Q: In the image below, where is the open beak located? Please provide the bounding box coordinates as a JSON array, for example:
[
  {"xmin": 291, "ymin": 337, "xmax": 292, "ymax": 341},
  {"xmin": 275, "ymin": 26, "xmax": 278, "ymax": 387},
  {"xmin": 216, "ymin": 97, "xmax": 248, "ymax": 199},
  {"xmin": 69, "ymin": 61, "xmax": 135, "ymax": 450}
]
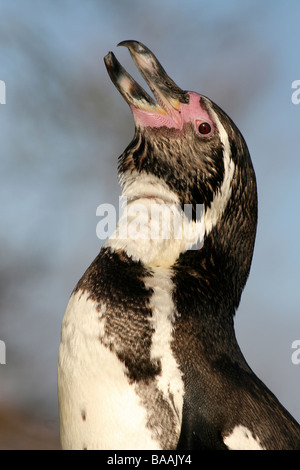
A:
[{"xmin": 104, "ymin": 40, "xmax": 189, "ymax": 125}]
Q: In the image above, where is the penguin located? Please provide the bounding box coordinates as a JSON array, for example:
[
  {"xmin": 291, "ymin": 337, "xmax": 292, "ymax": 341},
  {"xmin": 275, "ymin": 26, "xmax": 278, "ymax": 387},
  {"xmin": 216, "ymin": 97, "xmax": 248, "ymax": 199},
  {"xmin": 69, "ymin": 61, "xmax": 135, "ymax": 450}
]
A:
[{"xmin": 57, "ymin": 40, "xmax": 300, "ymax": 450}]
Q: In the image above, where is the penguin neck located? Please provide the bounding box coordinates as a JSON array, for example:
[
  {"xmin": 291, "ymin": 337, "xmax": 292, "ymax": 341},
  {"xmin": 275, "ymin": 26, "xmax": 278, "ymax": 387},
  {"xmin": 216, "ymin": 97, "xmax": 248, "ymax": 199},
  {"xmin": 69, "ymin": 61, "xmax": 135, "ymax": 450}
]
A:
[
  {"xmin": 105, "ymin": 172, "xmax": 205, "ymax": 268},
  {"xmin": 172, "ymin": 202, "xmax": 257, "ymax": 358},
  {"xmin": 174, "ymin": 152, "xmax": 258, "ymax": 325}
]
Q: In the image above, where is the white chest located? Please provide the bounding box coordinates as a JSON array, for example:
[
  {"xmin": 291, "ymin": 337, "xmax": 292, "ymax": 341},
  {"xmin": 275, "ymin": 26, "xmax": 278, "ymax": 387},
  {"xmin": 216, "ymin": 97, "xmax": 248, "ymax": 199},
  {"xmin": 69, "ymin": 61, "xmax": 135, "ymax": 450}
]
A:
[
  {"xmin": 58, "ymin": 274, "xmax": 184, "ymax": 450},
  {"xmin": 58, "ymin": 290, "xmax": 161, "ymax": 450}
]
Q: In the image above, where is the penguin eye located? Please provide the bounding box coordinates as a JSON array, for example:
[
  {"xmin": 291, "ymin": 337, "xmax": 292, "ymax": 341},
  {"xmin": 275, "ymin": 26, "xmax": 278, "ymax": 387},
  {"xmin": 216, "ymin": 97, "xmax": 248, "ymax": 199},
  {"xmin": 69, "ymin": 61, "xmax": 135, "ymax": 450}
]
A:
[{"xmin": 198, "ymin": 122, "xmax": 212, "ymax": 135}]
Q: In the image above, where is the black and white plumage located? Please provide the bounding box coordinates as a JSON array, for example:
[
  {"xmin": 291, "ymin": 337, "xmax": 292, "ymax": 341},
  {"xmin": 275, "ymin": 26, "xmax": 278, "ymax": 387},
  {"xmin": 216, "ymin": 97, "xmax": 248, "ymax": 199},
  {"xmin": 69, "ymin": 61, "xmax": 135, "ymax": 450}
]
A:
[{"xmin": 57, "ymin": 40, "xmax": 300, "ymax": 450}]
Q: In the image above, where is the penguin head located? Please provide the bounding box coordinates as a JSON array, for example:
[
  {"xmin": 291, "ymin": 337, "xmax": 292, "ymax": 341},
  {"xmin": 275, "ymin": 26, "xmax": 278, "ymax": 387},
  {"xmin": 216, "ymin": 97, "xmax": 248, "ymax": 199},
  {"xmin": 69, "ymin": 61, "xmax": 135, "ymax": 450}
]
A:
[{"xmin": 104, "ymin": 41, "xmax": 257, "ymax": 304}]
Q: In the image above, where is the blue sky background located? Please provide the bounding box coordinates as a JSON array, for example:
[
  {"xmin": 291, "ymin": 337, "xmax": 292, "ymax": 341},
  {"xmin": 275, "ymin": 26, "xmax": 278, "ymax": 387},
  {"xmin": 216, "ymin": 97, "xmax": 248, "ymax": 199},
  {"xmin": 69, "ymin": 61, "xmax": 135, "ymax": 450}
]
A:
[{"xmin": 0, "ymin": 0, "xmax": 299, "ymax": 434}]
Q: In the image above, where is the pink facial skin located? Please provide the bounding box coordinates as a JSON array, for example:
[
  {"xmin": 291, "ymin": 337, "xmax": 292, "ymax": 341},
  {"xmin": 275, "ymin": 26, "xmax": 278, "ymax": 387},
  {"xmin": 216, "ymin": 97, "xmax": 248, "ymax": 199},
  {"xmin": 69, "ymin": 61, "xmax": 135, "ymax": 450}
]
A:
[{"xmin": 130, "ymin": 92, "xmax": 214, "ymax": 136}]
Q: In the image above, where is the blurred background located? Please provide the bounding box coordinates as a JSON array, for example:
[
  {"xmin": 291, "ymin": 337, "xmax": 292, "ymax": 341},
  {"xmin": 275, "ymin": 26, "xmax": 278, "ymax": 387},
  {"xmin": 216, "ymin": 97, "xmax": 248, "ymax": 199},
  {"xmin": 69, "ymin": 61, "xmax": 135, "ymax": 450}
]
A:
[{"xmin": 0, "ymin": 0, "xmax": 299, "ymax": 449}]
